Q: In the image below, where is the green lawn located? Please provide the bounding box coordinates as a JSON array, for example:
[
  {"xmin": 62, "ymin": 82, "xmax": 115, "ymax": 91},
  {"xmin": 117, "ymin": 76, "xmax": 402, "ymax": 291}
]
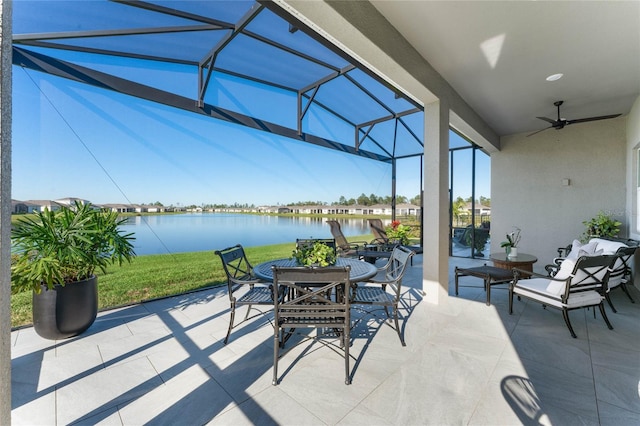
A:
[{"xmin": 10, "ymin": 236, "xmax": 375, "ymax": 328}]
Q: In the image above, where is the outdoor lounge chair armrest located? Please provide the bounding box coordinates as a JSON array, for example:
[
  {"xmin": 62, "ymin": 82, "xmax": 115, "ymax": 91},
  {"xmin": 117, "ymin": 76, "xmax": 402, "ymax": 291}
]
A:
[
  {"xmin": 511, "ymin": 267, "xmax": 539, "ymax": 281},
  {"xmin": 370, "ymin": 238, "xmax": 388, "ymax": 245}
]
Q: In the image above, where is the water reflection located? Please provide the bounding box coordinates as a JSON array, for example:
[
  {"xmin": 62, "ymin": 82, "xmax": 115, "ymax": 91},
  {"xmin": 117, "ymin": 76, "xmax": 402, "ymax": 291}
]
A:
[{"xmin": 121, "ymin": 213, "xmax": 388, "ymax": 256}]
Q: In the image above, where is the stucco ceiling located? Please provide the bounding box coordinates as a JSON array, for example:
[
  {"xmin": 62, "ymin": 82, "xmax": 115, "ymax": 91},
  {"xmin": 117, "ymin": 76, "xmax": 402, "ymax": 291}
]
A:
[{"xmin": 371, "ymin": 1, "xmax": 640, "ymax": 137}]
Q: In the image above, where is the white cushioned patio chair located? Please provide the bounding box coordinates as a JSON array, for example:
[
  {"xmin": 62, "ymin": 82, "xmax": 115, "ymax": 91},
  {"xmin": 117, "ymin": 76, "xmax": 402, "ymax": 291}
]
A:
[
  {"xmin": 352, "ymin": 245, "xmax": 415, "ymax": 346},
  {"xmin": 215, "ymin": 244, "xmax": 278, "ymax": 345},
  {"xmin": 509, "ymin": 254, "xmax": 616, "ymax": 338},
  {"xmin": 598, "ymin": 243, "xmax": 637, "ymax": 312},
  {"xmin": 547, "ymin": 238, "xmax": 637, "ymax": 312}
]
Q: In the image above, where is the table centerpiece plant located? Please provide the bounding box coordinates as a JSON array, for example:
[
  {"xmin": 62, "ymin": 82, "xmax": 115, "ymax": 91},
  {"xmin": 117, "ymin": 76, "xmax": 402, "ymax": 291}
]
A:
[{"xmin": 291, "ymin": 241, "xmax": 336, "ymax": 267}]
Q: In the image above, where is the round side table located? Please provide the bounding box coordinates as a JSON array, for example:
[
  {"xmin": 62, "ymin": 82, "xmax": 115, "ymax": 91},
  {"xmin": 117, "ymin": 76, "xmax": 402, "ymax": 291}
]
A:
[{"xmin": 490, "ymin": 252, "xmax": 538, "ymax": 273}]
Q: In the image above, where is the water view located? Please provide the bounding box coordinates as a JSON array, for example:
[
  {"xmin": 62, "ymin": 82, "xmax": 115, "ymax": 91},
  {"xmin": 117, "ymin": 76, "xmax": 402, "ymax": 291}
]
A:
[{"xmin": 122, "ymin": 213, "xmax": 379, "ymax": 256}]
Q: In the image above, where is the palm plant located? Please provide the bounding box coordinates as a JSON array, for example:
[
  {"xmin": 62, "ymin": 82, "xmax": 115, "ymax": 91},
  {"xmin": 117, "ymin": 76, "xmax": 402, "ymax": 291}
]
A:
[{"xmin": 11, "ymin": 201, "xmax": 136, "ymax": 293}]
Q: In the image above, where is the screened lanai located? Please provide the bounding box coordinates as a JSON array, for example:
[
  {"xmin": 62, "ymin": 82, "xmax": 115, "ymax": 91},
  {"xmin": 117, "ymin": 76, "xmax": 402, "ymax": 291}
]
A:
[
  {"xmin": 13, "ymin": 0, "xmax": 425, "ymax": 180},
  {"xmin": 12, "ymin": 0, "xmax": 493, "ymax": 257}
]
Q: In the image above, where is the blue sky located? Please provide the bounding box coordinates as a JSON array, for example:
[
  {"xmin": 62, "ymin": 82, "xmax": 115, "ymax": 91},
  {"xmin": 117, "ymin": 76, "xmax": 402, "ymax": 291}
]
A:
[{"xmin": 12, "ymin": 66, "xmax": 489, "ymax": 207}]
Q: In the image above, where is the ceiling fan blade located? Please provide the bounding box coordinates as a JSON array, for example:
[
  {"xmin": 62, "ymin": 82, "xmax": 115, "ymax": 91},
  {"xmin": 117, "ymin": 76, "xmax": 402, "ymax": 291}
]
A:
[
  {"xmin": 526, "ymin": 126, "xmax": 552, "ymax": 137},
  {"xmin": 536, "ymin": 116, "xmax": 557, "ymax": 124},
  {"xmin": 566, "ymin": 114, "xmax": 622, "ymax": 125}
]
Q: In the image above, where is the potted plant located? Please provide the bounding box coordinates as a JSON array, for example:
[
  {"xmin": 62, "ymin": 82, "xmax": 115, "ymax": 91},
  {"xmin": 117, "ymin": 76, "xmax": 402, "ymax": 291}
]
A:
[
  {"xmin": 581, "ymin": 211, "xmax": 621, "ymax": 242},
  {"xmin": 291, "ymin": 241, "xmax": 336, "ymax": 267},
  {"xmin": 500, "ymin": 227, "xmax": 521, "ymax": 257},
  {"xmin": 11, "ymin": 201, "xmax": 136, "ymax": 339},
  {"xmin": 465, "ymin": 226, "xmax": 490, "ymax": 257},
  {"xmin": 385, "ymin": 220, "xmax": 412, "ymax": 245}
]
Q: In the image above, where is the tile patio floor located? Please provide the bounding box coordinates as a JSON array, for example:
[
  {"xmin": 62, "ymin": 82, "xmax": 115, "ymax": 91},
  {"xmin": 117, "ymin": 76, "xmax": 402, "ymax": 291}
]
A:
[{"xmin": 10, "ymin": 255, "xmax": 640, "ymax": 425}]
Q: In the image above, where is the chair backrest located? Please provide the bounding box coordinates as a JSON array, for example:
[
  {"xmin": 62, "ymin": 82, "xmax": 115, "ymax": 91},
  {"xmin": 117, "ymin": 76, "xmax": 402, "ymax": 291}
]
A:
[
  {"xmin": 272, "ymin": 266, "xmax": 351, "ymax": 324},
  {"xmin": 381, "ymin": 245, "xmax": 415, "ymax": 295},
  {"xmin": 326, "ymin": 220, "xmax": 351, "ymax": 251},
  {"xmin": 214, "ymin": 244, "xmax": 256, "ymax": 290},
  {"xmin": 563, "ymin": 255, "xmax": 615, "ymax": 299},
  {"xmin": 368, "ymin": 218, "xmax": 388, "ymax": 243},
  {"xmin": 295, "ymin": 238, "xmax": 337, "ymax": 254},
  {"xmin": 608, "ymin": 245, "xmax": 637, "ymax": 287}
]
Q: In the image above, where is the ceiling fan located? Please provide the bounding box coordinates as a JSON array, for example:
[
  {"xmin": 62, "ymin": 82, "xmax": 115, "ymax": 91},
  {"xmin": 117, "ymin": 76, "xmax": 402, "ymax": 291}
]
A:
[{"xmin": 527, "ymin": 100, "xmax": 621, "ymax": 137}]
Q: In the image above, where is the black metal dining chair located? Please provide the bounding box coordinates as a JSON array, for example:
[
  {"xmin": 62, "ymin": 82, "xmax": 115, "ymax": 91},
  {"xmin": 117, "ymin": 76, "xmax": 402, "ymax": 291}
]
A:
[
  {"xmin": 215, "ymin": 244, "xmax": 276, "ymax": 345},
  {"xmin": 271, "ymin": 265, "xmax": 352, "ymax": 385},
  {"xmin": 351, "ymin": 245, "xmax": 415, "ymax": 346}
]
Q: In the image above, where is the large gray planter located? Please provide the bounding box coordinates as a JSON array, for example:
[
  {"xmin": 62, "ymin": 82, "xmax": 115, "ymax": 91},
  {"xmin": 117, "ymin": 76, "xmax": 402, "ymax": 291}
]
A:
[{"xmin": 32, "ymin": 275, "xmax": 98, "ymax": 340}]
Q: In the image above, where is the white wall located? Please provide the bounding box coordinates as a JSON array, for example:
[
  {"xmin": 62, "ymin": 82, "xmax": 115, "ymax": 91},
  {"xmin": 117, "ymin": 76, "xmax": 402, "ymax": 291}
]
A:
[
  {"xmin": 492, "ymin": 117, "xmax": 627, "ymax": 272},
  {"xmin": 626, "ymin": 95, "xmax": 640, "ymax": 240},
  {"xmin": 625, "ymin": 95, "xmax": 640, "ymax": 288}
]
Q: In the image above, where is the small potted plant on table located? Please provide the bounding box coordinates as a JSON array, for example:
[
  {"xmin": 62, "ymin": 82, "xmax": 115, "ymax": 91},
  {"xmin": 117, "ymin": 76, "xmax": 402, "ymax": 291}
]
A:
[
  {"xmin": 500, "ymin": 227, "xmax": 521, "ymax": 258},
  {"xmin": 11, "ymin": 201, "xmax": 136, "ymax": 339},
  {"xmin": 291, "ymin": 241, "xmax": 336, "ymax": 267}
]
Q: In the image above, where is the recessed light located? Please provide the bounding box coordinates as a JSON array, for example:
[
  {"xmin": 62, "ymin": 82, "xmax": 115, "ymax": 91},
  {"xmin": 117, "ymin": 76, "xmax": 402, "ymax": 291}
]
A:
[{"xmin": 546, "ymin": 73, "xmax": 563, "ymax": 82}]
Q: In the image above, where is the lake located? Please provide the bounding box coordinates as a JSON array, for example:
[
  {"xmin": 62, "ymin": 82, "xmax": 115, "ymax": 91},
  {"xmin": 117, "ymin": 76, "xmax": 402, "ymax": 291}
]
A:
[{"xmin": 121, "ymin": 213, "xmax": 384, "ymax": 256}]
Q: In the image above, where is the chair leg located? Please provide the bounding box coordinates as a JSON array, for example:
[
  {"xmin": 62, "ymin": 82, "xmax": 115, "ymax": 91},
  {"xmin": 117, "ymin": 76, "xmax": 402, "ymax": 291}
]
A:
[
  {"xmin": 273, "ymin": 326, "xmax": 280, "ymax": 385},
  {"xmin": 598, "ymin": 303, "xmax": 614, "ymax": 330},
  {"xmin": 224, "ymin": 305, "xmax": 236, "ymax": 345},
  {"xmin": 392, "ymin": 305, "xmax": 406, "ymax": 346},
  {"xmin": 344, "ymin": 325, "xmax": 351, "ymax": 385},
  {"xmin": 620, "ymin": 283, "xmax": 636, "ymax": 303},
  {"xmin": 244, "ymin": 304, "xmax": 252, "ymax": 320},
  {"xmin": 605, "ymin": 292, "xmax": 618, "ymax": 313},
  {"xmin": 508, "ymin": 289, "xmax": 514, "ymax": 314},
  {"xmin": 454, "ymin": 268, "xmax": 460, "ymax": 296},
  {"xmin": 561, "ymin": 308, "xmax": 577, "ymax": 338}
]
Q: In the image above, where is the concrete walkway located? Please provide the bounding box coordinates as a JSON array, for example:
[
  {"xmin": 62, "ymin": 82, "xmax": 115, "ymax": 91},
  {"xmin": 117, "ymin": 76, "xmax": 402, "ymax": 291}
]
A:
[{"xmin": 11, "ymin": 255, "xmax": 640, "ymax": 425}]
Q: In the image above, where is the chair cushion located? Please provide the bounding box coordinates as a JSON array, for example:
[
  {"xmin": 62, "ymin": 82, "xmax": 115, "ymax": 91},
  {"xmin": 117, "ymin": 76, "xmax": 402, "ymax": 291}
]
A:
[
  {"xmin": 608, "ymin": 257, "xmax": 627, "ymax": 289},
  {"xmin": 590, "ymin": 238, "xmax": 627, "ymax": 255},
  {"xmin": 515, "ymin": 278, "xmax": 564, "ymax": 308},
  {"xmin": 515, "ymin": 278, "xmax": 603, "ymax": 308},
  {"xmin": 566, "ymin": 239, "xmax": 602, "ymax": 260},
  {"xmin": 545, "ymin": 275, "xmax": 568, "ymax": 295},
  {"xmin": 553, "ymin": 258, "xmax": 576, "ymax": 281}
]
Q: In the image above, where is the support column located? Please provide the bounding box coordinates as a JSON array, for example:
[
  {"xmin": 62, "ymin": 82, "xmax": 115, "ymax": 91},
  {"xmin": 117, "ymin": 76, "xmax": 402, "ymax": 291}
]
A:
[
  {"xmin": 0, "ymin": 0, "xmax": 11, "ymax": 423},
  {"xmin": 422, "ymin": 100, "xmax": 449, "ymax": 304}
]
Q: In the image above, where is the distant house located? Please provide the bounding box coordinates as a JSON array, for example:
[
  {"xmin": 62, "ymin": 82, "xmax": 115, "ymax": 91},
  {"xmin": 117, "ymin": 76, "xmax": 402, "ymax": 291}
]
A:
[
  {"xmin": 11, "ymin": 200, "xmax": 31, "ymax": 214},
  {"xmin": 55, "ymin": 197, "xmax": 91, "ymax": 207},
  {"xmin": 24, "ymin": 199, "xmax": 63, "ymax": 213},
  {"xmin": 369, "ymin": 204, "xmax": 393, "ymax": 215},
  {"xmin": 101, "ymin": 204, "xmax": 135, "ymax": 213},
  {"xmin": 463, "ymin": 202, "xmax": 491, "ymax": 216},
  {"xmin": 396, "ymin": 203, "xmax": 421, "ymax": 216}
]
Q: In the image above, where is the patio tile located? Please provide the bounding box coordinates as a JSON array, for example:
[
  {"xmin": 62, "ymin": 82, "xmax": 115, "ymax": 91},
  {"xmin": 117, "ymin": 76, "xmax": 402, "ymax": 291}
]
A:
[
  {"xmin": 597, "ymin": 400, "xmax": 640, "ymax": 426},
  {"xmin": 72, "ymin": 406, "xmax": 123, "ymax": 425},
  {"xmin": 117, "ymin": 364, "xmax": 237, "ymax": 425},
  {"xmin": 592, "ymin": 361, "xmax": 640, "ymax": 414},
  {"xmin": 11, "ymin": 382, "xmax": 56, "ymax": 426},
  {"xmin": 508, "ymin": 331, "xmax": 593, "ymax": 379},
  {"xmin": 209, "ymin": 386, "xmax": 325, "ymax": 426},
  {"xmin": 55, "ymin": 356, "xmax": 163, "ymax": 425},
  {"xmin": 495, "ymin": 355, "xmax": 600, "ymax": 424},
  {"xmin": 356, "ymin": 342, "xmax": 497, "ymax": 425}
]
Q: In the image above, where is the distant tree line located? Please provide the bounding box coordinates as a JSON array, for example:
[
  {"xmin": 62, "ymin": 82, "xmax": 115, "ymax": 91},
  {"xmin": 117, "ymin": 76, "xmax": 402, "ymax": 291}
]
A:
[{"xmin": 147, "ymin": 193, "xmax": 432, "ymax": 210}]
